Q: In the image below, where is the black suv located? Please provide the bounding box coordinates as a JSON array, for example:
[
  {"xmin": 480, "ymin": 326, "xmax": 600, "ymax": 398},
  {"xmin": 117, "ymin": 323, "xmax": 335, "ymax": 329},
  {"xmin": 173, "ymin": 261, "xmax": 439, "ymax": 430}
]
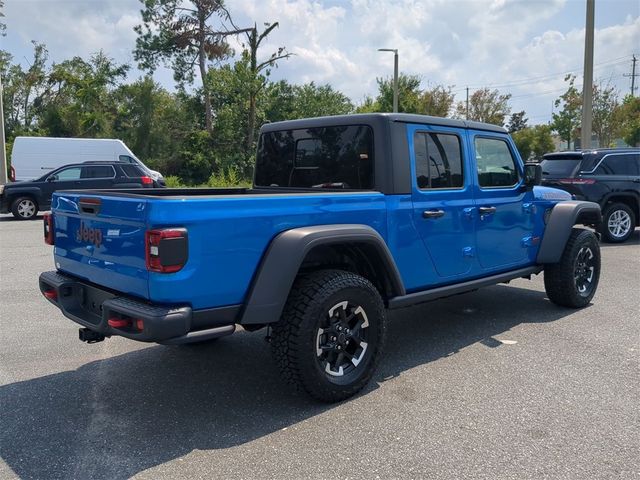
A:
[
  {"xmin": 0, "ymin": 162, "xmax": 163, "ymax": 220},
  {"xmin": 541, "ymin": 148, "xmax": 640, "ymax": 242}
]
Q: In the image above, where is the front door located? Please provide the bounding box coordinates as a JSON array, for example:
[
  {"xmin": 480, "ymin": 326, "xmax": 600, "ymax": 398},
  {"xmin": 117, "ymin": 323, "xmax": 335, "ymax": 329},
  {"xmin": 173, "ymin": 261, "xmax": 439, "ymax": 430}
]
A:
[
  {"xmin": 410, "ymin": 126, "xmax": 477, "ymax": 282},
  {"xmin": 471, "ymin": 133, "xmax": 533, "ymax": 270}
]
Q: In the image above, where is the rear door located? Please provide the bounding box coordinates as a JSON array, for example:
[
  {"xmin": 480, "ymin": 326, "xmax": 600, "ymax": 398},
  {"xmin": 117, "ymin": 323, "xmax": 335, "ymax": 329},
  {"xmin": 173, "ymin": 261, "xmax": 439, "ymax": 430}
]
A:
[
  {"xmin": 471, "ymin": 133, "xmax": 533, "ymax": 270},
  {"xmin": 78, "ymin": 165, "xmax": 117, "ymax": 189},
  {"xmin": 409, "ymin": 125, "xmax": 477, "ymax": 280}
]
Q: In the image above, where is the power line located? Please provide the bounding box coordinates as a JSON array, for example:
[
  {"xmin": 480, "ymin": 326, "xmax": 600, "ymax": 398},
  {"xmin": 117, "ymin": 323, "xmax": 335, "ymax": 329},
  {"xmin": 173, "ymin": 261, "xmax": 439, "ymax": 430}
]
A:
[{"xmin": 451, "ymin": 55, "xmax": 633, "ymax": 92}]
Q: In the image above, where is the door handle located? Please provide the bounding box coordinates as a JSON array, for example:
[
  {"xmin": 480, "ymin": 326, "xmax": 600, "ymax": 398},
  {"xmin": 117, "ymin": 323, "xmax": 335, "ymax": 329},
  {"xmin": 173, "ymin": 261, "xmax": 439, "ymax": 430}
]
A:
[
  {"xmin": 633, "ymin": 178, "xmax": 640, "ymax": 183},
  {"xmin": 479, "ymin": 206, "xmax": 497, "ymax": 215},
  {"xmin": 423, "ymin": 209, "xmax": 445, "ymax": 219}
]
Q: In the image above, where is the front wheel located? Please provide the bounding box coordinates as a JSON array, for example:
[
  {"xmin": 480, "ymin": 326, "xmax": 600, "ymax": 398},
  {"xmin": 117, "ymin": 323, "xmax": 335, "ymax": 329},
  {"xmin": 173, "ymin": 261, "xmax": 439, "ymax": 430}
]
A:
[
  {"xmin": 544, "ymin": 228, "xmax": 601, "ymax": 308},
  {"xmin": 271, "ymin": 269, "xmax": 386, "ymax": 402}
]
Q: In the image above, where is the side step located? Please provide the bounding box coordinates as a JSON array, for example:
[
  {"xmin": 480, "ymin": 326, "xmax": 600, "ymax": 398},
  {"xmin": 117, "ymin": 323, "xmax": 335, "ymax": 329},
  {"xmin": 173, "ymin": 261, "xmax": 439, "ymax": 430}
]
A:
[{"xmin": 159, "ymin": 324, "xmax": 236, "ymax": 345}]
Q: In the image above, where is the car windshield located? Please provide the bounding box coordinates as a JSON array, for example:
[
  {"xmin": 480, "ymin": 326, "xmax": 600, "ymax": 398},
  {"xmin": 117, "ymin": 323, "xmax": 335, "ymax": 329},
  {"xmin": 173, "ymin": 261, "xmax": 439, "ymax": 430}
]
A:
[{"xmin": 541, "ymin": 158, "xmax": 582, "ymax": 176}]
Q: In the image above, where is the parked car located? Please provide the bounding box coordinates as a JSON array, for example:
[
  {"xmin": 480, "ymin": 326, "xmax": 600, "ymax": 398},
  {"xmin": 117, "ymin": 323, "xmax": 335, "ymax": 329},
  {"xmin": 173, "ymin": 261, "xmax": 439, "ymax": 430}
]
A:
[
  {"xmin": 40, "ymin": 113, "xmax": 601, "ymax": 402},
  {"xmin": 0, "ymin": 161, "xmax": 163, "ymax": 220},
  {"xmin": 540, "ymin": 148, "xmax": 640, "ymax": 242},
  {"xmin": 10, "ymin": 136, "xmax": 165, "ymax": 185}
]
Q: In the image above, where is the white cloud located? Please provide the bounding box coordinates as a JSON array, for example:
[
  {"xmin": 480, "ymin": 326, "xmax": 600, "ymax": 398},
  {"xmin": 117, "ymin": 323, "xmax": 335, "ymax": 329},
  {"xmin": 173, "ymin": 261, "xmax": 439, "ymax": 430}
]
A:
[{"xmin": 3, "ymin": 0, "xmax": 639, "ymax": 124}]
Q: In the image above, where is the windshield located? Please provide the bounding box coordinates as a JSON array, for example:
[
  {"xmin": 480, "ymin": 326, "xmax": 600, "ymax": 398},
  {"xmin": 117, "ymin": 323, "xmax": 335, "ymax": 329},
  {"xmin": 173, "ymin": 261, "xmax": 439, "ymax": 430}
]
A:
[
  {"xmin": 541, "ymin": 158, "xmax": 582, "ymax": 177},
  {"xmin": 255, "ymin": 125, "xmax": 374, "ymax": 189}
]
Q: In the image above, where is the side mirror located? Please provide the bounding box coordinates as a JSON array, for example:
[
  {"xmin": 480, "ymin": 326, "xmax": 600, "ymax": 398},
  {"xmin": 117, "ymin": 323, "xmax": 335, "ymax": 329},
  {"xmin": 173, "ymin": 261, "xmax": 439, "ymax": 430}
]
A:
[
  {"xmin": 524, "ymin": 163, "xmax": 542, "ymax": 189},
  {"xmin": 47, "ymin": 175, "xmax": 57, "ymax": 182}
]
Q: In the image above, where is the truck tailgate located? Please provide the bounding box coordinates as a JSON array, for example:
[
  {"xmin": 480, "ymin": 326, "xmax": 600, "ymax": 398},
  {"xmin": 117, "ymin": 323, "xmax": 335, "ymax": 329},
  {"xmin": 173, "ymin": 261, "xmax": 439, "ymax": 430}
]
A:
[{"xmin": 51, "ymin": 192, "xmax": 150, "ymax": 300}]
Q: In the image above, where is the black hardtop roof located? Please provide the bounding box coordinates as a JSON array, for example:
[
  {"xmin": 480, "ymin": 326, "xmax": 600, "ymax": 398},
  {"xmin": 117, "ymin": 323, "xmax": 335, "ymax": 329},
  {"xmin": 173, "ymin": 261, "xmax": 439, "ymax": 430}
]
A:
[{"xmin": 260, "ymin": 113, "xmax": 507, "ymax": 134}]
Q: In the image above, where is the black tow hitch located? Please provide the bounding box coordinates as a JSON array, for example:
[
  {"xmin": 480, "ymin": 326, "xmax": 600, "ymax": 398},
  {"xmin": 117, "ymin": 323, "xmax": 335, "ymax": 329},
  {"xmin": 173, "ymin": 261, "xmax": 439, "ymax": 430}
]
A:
[{"xmin": 79, "ymin": 328, "xmax": 106, "ymax": 344}]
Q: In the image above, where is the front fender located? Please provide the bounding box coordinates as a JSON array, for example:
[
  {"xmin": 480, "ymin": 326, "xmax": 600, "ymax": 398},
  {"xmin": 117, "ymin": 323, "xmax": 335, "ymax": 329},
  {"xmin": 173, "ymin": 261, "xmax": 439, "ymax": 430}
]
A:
[{"xmin": 537, "ymin": 201, "xmax": 601, "ymax": 264}]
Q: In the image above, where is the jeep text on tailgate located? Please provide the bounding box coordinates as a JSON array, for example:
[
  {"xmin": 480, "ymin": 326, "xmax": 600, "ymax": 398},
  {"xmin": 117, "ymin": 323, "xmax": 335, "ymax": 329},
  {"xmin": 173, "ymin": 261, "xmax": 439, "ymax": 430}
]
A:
[{"xmin": 40, "ymin": 113, "xmax": 602, "ymax": 402}]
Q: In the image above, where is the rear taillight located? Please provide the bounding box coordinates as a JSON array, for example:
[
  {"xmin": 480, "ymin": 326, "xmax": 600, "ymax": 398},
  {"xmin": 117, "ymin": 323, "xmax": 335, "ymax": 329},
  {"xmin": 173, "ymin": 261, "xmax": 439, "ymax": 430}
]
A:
[
  {"xmin": 145, "ymin": 228, "xmax": 188, "ymax": 273},
  {"xmin": 141, "ymin": 176, "xmax": 153, "ymax": 186},
  {"xmin": 558, "ymin": 178, "xmax": 596, "ymax": 185},
  {"xmin": 9, "ymin": 166, "xmax": 15, "ymax": 182},
  {"xmin": 43, "ymin": 213, "xmax": 54, "ymax": 245}
]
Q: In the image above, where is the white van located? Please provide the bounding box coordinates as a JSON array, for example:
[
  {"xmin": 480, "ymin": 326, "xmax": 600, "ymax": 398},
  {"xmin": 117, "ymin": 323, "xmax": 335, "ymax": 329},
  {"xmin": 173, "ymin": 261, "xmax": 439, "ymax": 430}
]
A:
[{"xmin": 10, "ymin": 137, "xmax": 164, "ymax": 183}]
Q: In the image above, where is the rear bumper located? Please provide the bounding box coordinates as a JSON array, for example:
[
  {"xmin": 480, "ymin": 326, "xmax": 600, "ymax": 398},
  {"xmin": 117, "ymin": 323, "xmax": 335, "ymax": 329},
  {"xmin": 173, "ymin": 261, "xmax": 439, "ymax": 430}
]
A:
[
  {"xmin": 0, "ymin": 196, "xmax": 8, "ymax": 214},
  {"xmin": 39, "ymin": 271, "xmax": 239, "ymax": 343}
]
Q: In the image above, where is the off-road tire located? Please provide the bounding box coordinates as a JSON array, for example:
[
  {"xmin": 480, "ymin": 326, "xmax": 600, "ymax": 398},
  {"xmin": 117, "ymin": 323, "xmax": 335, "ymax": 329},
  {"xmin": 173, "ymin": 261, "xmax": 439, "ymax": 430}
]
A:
[
  {"xmin": 11, "ymin": 196, "xmax": 39, "ymax": 220},
  {"xmin": 544, "ymin": 228, "xmax": 600, "ymax": 308},
  {"xmin": 599, "ymin": 202, "xmax": 635, "ymax": 243},
  {"xmin": 271, "ymin": 269, "xmax": 386, "ymax": 403}
]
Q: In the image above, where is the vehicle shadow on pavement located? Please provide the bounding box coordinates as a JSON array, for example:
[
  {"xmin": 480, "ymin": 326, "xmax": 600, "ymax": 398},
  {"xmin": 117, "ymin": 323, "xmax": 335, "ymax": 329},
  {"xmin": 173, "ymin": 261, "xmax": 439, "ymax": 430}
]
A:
[
  {"xmin": 0, "ymin": 284, "xmax": 574, "ymax": 479},
  {"xmin": 0, "ymin": 214, "xmax": 44, "ymax": 222}
]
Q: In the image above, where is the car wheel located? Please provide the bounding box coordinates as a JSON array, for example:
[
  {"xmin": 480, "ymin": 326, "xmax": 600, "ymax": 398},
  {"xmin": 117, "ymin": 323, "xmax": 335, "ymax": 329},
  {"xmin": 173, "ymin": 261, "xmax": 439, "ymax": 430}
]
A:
[
  {"xmin": 11, "ymin": 197, "xmax": 39, "ymax": 220},
  {"xmin": 544, "ymin": 228, "xmax": 601, "ymax": 308},
  {"xmin": 271, "ymin": 269, "xmax": 387, "ymax": 402},
  {"xmin": 600, "ymin": 203, "xmax": 635, "ymax": 243}
]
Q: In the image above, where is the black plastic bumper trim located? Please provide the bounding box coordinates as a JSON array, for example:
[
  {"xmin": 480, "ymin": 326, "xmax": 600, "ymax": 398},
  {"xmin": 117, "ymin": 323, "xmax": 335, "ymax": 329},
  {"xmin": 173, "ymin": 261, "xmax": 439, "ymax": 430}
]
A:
[{"xmin": 39, "ymin": 271, "xmax": 239, "ymax": 343}]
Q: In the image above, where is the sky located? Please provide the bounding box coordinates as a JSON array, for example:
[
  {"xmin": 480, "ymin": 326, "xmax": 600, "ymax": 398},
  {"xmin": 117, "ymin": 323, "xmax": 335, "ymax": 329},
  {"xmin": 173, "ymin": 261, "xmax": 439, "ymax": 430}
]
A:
[{"xmin": 2, "ymin": 0, "xmax": 639, "ymax": 125}]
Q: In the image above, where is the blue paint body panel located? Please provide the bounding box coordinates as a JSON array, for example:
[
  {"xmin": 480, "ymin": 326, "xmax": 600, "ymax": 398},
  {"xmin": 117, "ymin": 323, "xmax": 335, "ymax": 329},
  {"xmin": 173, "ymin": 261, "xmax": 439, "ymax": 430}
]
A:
[{"xmin": 50, "ymin": 122, "xmax": 570, "ymax": 311}]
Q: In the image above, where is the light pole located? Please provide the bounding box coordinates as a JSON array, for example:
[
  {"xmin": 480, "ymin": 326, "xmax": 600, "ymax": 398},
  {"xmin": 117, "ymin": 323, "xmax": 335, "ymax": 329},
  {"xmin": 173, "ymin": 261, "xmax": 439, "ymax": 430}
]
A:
[
  {"xmin": 378, "ymin": 48, "xmax": 398, "ymax": 113},
  {"xmin": 580, "ymin": 0, "xmax": 594, "ymax": 149},
  {"xmin": 0, "ymin": 73, "xmax": 6, "ymax": 185}
]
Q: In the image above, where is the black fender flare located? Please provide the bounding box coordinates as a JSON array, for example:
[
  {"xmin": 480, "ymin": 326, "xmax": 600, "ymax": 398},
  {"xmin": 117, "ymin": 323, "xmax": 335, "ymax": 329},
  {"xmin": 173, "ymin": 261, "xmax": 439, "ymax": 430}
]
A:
[
  {"xmin": 240, "ymin": 224, "xmax": 405, "ymax": 325},
  {"xmin": 537, "ymin": 201, "xmax": 602, "ymax": 264},
  {"xmin": 5, "ymin": 187, "xmax": 43, "ymax": 207}
]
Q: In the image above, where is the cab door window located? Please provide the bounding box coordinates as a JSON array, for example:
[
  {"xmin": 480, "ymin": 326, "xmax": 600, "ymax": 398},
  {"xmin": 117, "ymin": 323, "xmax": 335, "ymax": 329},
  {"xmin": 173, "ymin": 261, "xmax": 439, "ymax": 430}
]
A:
[
  {"xmin": 474, "ymin": 137, "xmax": 519, "ymax": 188},
  {"xmin": 53, "ymin": 167, "xmax": 82, "ymax": 181}
]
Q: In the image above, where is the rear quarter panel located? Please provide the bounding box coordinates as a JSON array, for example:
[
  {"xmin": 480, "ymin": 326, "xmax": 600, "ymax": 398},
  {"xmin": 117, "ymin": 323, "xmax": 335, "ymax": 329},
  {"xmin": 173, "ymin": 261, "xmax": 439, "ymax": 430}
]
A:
[{"xmin": 146, "ymin": 192, "xmax": 387, "ymax": 309}]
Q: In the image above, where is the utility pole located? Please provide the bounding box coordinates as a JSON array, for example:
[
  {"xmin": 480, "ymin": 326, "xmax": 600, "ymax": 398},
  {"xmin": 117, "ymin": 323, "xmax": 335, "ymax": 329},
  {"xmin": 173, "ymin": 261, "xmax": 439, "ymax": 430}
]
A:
[
  {"xmin": 378, "ymin": 48, "xmax": 399, "ymax": 113},
  {"xmin": 466, "ymin": 87, "xmax": 469, "ymax": 120},
  {"xmin": 623, "ymin": 54, "xmax": 638, "ymax": 97},
  {"xmin": 580, "ymin": 0, "xmax": 595, "ymax": 150},
  {"xmin": 0, "ymin": 73, "xmax": 7, "ymax": 185}
]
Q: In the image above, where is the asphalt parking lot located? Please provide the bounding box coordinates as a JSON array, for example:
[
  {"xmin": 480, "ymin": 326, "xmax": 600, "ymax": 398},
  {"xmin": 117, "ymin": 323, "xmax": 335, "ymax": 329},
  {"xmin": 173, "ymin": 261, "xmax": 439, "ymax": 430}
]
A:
[{"xmin": 0, "ymin": 215, "xmax": 638, "ymax": 480}]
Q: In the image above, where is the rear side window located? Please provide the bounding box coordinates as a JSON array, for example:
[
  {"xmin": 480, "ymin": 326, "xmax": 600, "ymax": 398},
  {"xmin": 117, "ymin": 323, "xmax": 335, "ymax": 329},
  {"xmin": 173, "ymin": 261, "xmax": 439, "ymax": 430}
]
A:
[
  {"xmin": 121, "ymin": 164, "xmax": 145, "ymax": 177},
  {"xmin": 474, "ymin": 137, "xmax": 519, "ymax": 188},
  {"xmin": 255, "ymin": 125, "xmax": 374, "ymax": 189},
  {"xmin": 594, "ymin": 154, "xmax": 640, "ymax": 175},
  {"xmin": 414, "ymin": 132, "xmax": 464, "ymax": 189},
  {"xmin": 81, "ymin": 166, "xmax": 115, "ymax": 179}
]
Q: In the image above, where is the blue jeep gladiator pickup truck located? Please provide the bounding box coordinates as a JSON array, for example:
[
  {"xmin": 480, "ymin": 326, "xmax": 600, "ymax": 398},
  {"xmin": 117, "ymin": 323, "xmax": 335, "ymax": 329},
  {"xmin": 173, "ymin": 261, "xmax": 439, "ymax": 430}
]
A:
[{"xmin": 39, "ymin": 113, "xmax": 602, "ymax": 402}]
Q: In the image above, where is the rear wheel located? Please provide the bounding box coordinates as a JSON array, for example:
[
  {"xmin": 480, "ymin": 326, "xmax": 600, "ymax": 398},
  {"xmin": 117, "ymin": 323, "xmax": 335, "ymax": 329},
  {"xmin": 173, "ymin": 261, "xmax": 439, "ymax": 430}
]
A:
[
  {"xmin": 600, "ymin": 202, "xmax": 635, "ymax": 243},
  {"xmin": 11, "ymin": 196, "xmax": 38, "ymax": 220},
  {"xmin": 271, "ymin": 269, "xmax": 386, "ymax": 402},
  {"xmin": 544, "ymin": 228, "xmax": 600, "ymax": 308}
]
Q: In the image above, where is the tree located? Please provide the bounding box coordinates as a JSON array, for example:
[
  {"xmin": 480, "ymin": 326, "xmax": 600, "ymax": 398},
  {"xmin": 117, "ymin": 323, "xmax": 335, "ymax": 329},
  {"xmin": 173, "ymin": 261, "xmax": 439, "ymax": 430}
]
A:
[
  {"xmin": 418, "ymin": 84, "xmax": 455, "ymax": 117},
  {"xmin": 591, "ymin": 80, "xmax": 621, "ymax": 148},
  {"xmin": 39, "ymin": 52, "xmax": 129, "ymax": 137},
  {"xmin": 0, "ymin": 42, "xmax": 49, "ymax": 136},
  {"xmin": 512, "ymin": 125, "xmax": 554, "ymax": 162},
  {"xmin": 507, "ymin": 110, "xmax": 528, "ymax": 133},
  {"xmin": 374, "ymin": 73, "xmax": 422, "ymax": 113},
  {"xmin": 551, "ymin": 74, "xmax": 581, "ymax": 149},
  {"xmin": 454, "ymin": 88, "xmax": 511, "ymax": 125},
  {"xmin": 134, "ymin": 0, "xmax": 251, "ymax": 134},
  {"xmin": 242, "ymin": 23, "xmax": 291, "ymax": 151},
  {"xmin": 616, "ymin": 95, "xmax": 640, "ymax": 146}
]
